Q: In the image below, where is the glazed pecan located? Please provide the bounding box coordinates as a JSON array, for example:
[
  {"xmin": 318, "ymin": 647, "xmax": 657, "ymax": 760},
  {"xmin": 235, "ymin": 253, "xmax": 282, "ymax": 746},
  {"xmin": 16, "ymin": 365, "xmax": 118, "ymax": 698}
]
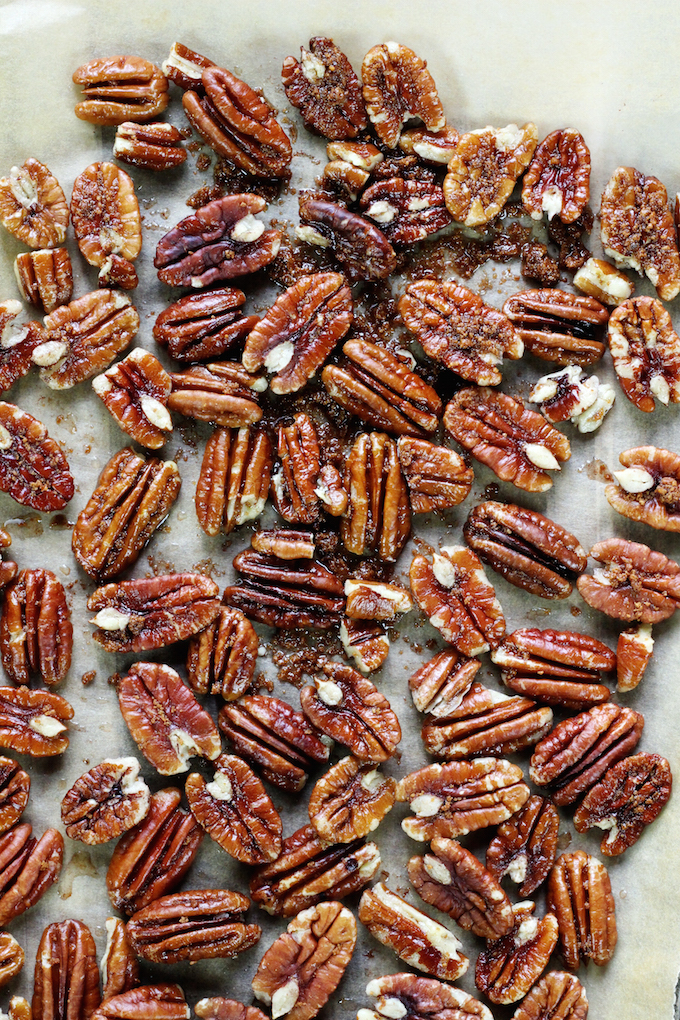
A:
[
  {"xmin": 486, "ymin": 795, "xmax": 559, "ymax": 897},
  {"xmin": 36, "ymin": 290, "xmax": 139, "ymax": 389},
  {"xmin": 251, "ymin": 528, "xmax": 317, "ymax": 560},
  {"xmin": 608, "ymin": 296, "xmax": 680, "ymax": 411},
  {"xmin": 162, "ymin": 41, "xmax": 215, "ymax": 90},
  {"xmin": 250, "ymin": 824, "xmax": 381, "ymax": 917},
  {"xmin": 32, "ymin": 919, "xmax": 101, "ymax": 1020},
  {"xmin": 360, "ymin": 177, "xmax": 451, "ymax": 246},
  {"xmin": 341, "ymin": 432, "xmax": 411, "ymax": 562},
  {"xmin": 323, "ymin": 141, "xmax": 383, "ymax": 201},
  {"xmin": 187, "ymin": 606, "xmax": 258, "ymax": 700},
  {"xmin": 153, "ymin": 288, "xmax": 259, "ymax": 362},
  {"xmin": 0, "ymin": 823, "xmax": 63, "ymax": 926},
  {"xmin": 167, "ymin": 362, "xmax": 264, "ymax": 427},
  {"xmin": 73, "ymin": 55, "xmax": 169, "ymax": 123},
  {"xmin": 251, "ymin": 901, "xmax": 356, "ymax": 1020},
  {"xmin": 60, "ymin": 757, "xmax": 150, "ymax": 846},
  {"xmin": 101, "ymin": 917, "xmax": 139, "ymax": 999},
  {"xmin": 408, "ymin": 837, "xmax": 513, "ymax": 939},
  {"xmin": 529, "ymin": 366, "xmax": 616, "ymax": 433},
  {"xmin": 117, "ymin": 662, "xmax": 221, "ymax": 775},
  {"xmin": 155, "ymin": 196, "xmax": 282, "ymax": 287},
  {"xmin": 72, "ymin": 449, "xmax": 181, "ymax": 582},
  {"xmin": 0, "ymin": 757, "xmax": 29, "ymax": 835},
  {"xmin": 307, "ymin": 756, "xmax": 396, "ymax": 842},
  {"xmin": 600, "ymin": 165, "xmax": 680, "ymax": 301},
  {"xmin": 226, "ymin": 548, "xmax": 345, "ymax": 628},
  {"xmin": 360, "ymin": 973, "xmax": 492, "ymax": 1020},
  {"xmin": 0, "ymin": 159, "xmax": 68, "ymax": 247},
  {"xmin": 606, "ymin": 446, "xmax": 680, "ymax": 531},
  {"xmin": 573, "ymin": 256, "xmax": 634, "ymax": 305},
  {"xmin": 573, "ymin": 751, "xmax": 671, "ymax": 855},
  {"xmin": 502, "ymin": 289, "xmax": 608, "ymax": 366},
  {"xmin": 529, "ymin": 702, "xmax": 644, "ymax": 806},
  {"xmin": 0, "ymin": 527, "xmax": 15, "ymax": 595},
  {"xmin": 397, "ymin": 437, "xmax": 473, "ymax": 512},
  {"xmin": 361, "ymin": 42, "xmax": 444, "ymax": 147},
  {"xmin": 282, "ymin": 37, "xmax": 367, "ymax": 139},
  {"xmin": 15, "ymin": 248, "xmax": 73, "ymax": 313},
  {"xmin": 91, "ymin": 985, "xmax": 189, "ymax": 1020},
  {"xmin": 185, "ymin": 753, "xmax": 282, "ymax": 864},
  {"xmin": 0, "ymin": 686, "xmax": 73, "ymax": 756},
  {"xmin": 70, "ymin": 162, "xmax": 141, "ymax": 288},
  {"xmin": 300, "ymin": 663, "xmax": 401, "ymax": 762},
  {"xmin": 409, "ymin": 649, "xmax": 480, "ymax": 717},
  {"xmin": 464, "ymin": 502, "xmax": 587, "ymax": 600},
  {"xmin": 512, "ymin": 971, "xmax": 588, "ymax": 1020},
  {"xmin": 522, "ymin": 129, "xmax": 591, "ymax": 223},
  {"xmin": 92, "ymin": 350, "xmax": 173, "ymax": 449},
  {"xmin": 195, "ymin": 999, "xmax": 266, "ymax": 1020},
  {"xmin": 4, "ymin": 999, "xmax": 30, "ymax": 1020},
  {"xmin": 547, "ymin": 851, "xmax": 616, "ymax": 968},
  {"xmin": 396, "ymin": 758, "xmax": 530, "ymax": 841},
  {"xmin": 576, "ymin": 537, "xmax": 680, "ymax": 623},
  {"xmin": 0, "ymin": 931, "xmax": 23, "ymax": 987},
  {"xmin": 617, "ymin": 623, "xmax": 654, "ymax": 692},
  {"xmin": 409, "ymin": 545, "xmax": 505, "ymax": 656},
  {"xmin": 113, "ymin": 122, "xmax": 187, "ymax": 170},
  {"xmin": 475, "ymin": 901, "xmax": 559, "ymax": 1005},
  {"xmin": 443, "ymin": 387, "xmax": 571, "ymax": 492},
  {"xmin": 521, "ymin": 240, "xmax": 561, "ymax": 286},
  {"xmin": 297, "ymin": 194, "xmax": 396, "ymax": 281},
  {"xmin": 0, "ymin": 569, "xmax": 71, "ymax": 686},
  {"xmin": 271, "ymin": 414, "xmax": 346, "ymax": 523},
  {"xmin": 399, "ymin": 280, "xmax": 523, "ymax": 384},
  {"xmin": 443, "ymin": 124, "xmax": 538, "ymax": 226},
  {"xmin": 89, "ymin": 574, "xmax": 221, "ymax": 652},
  {"xmin": 218, "ymin": 695, "xmax": 329, "ymax": 792},
  {"xmin": 0, "ymin": 401, "xmax": 74, "ymax": 511},
  {"xmin": 358, "ymin": 883, "xmax": 468, "ymax": 982},
  {"xmin": 344, "ymin": 579, "xmax": 412, "ymax": 620},
  {"xmin": 107, "ymin": 787, "xmax": 204, "ymax": 915},
  {"xmin": 339, "ymin": 619, "xmax": 390, "ymax": 674},
  {"xmin": 0, "ymin": 301, "xmax": 46, "ymax": 392}
]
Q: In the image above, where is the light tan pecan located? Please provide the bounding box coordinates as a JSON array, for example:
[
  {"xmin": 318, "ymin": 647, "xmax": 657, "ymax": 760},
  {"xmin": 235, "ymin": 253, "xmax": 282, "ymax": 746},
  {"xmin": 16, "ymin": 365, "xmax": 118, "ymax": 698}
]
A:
[
  {"xmin": 573, "ymin": 256, "xmax": 634, "ymax": 305},
  {"xmin": 196, "ymin": 426, "xmax": 271, "ymax": 535},
  {"xmin": 396, "ymin": 758, "xmax": 530, "ymax": 842},
  {"xmin": 0, "ymin": 931, "xmax": 23, "ymax": 987},
  {"xmin": 359, "ymin": 973, "xmax": 492, "ymax": 1020},
  {"xmin": 358, "ymin": 883, "xmax": 468, "ymax": 982},
  {"xmin": 0, "ymin": 159, "xmax": 68, "ymax": 247},
  {"xmin": 117, "ymin": 662, "xmax": 221, "ymax": 775},
  {"xmin": 0, "ymin": 568, "xmax": 71, "ymax": 686},
  {"xmin": 195, "ymin": 999, "xmax": 267, "ymax": 1020},
  {"xmin": 32, "ymin": 919, "xmax": 101, "ymax": 1020},
  {"xmin": 360, "ymin": 177, "xmax": 451, "ymax": 246},
  {"xmin": 0, "ymin": 823, "xmax": 63, "ymax": 926},
  {"xmin": 444, "ymin": 388, "xmax": 571, "ymax": 492},
  {"xmin": 252, "ymin": 901, "xmax": 356, "ymax": 1020},
  {"xmin": 226, "ymin": 548, "xmax": 345, "ymax": 628},
  {"xmin": 409, "ymin": 545, "xmax": 506, "ymax": 656},
  {"xmin": 341, "ymin": 432, "xmax": 410, "ymax": 562},
  {"xmin": 607, "ymin": 296, "xmax": 680, "ymax": 411},
  {"xmin": 0, "ymin": 301, "xmax": 46, "ymax": 392},
  {"xmin": 0, "ymin": 686, "xmax": 73, "ymax": 756},
  {"xmin": 547, "ymin": 851, "xmax": 616, "ymax": 968},
  {"xmin": 522, "ymin": 129, "xmax": 591, "ymax": 223},
  {"xmin": 71, "ymin": 162, "xmax": 142, "ymax": 289},
  {"xmin": 444, "ymin": 124, "xmax": 538, "ymax": 226},
  {"xmin": 307, "ymin": 756, "xmax": 396, "ymax": 843},
  {"xmin": 397, "ymin": 437, "xmax": 473, "ymax": 513},
  {"xmin": 73, "ymin": 55, "xmax": 169, "ymax": 123},
  {"xmin": 339, "ymin": 619, "xmax": 390, "ymax": 674},
  {"xmin": 153, "ymin": 288, "xmax": 259, "ymax": 362},
  {"xmin": 0, "ymin": 757, "xmax": 29, "ymax": 836},
  {"xmin": 297, "ymin": 194, "xmax": 396, "ymax": 281},
  {"xmin": 187, "ymin": 606, "xmax": 258, "ymax": 701},
  {"xmin": 486, "ymin": 795, "xmax": 559, "ymax": 897},
  {"xmin": 271, "ymin": 414, "xmax": 346, "ymax": 523},
  {"xmin": 475, "ymin": 901, "xmax": 559, "ymax": 1005},
  {"xmin": 502, "ymin": 289, "xmax": 608, "ymax": 366},
  {"xmin": 15, "ymin": 248, "xmax": 73, "ymax": 313},
  {"xmin": 529, "ymin": 366, "xmax": 616, "ymax": 433},
  {"xmin": 617, "ymin": 623, "xmax": 654, "ymax": 692},
  {"xmin": 576, "ymin": 537, "xmax": 680, "ymax": 623},
  {"xmin": 409, "ymin": 649, "xmax": 480, "ymax": 717},
  {"xmin": 113, "ymin": 122, "xmax": 186, "ymax": 170},
  {"xmin": 72, "ymin": 449, "xmax": 180, "ymax": 582},
  {"xmin": 101, "ymin": 918, "xmax": 139, "ymax": 1000},
  {"xmin": 106, "ymin": 787, "xmax": 204, "ymax": 915},
  {"xmin": 361, "ymin": 42, "xmax": 444, "ymax": 147},
  {"xmin": 92, "ymin": 350, "xmax": 173, "ymax": 449},
  {"xmin": 511, "ymin": 971, "xmax": 588, "ymax": 1020},
  {"xmin": 250, "ymin": 824, "xmax": 380, "ymax": 918},
  {"xmin": 0, "ymin": 401, "xmax": 74, "ymax": 510},
  {"xmin": 344, "ymin": 579, "xmax": 412, "ymax": 620},
  {"xmin": 91, "ymin": 985, "xmax": 189, "ymax": 1020},
  {"xmin": 60, "ymin": 757, "xmax": 150, "ymax": 846},
  {"xmin": 167, "ymin": 361, "xmax": 264, "ymax": 427},
  {"xmin": 605, "ymin": 446, "xmax": 680, "ymax": 531},
  {"xmin": 282, "ymin": 38, "xmax": 367, "ymax": 139}
]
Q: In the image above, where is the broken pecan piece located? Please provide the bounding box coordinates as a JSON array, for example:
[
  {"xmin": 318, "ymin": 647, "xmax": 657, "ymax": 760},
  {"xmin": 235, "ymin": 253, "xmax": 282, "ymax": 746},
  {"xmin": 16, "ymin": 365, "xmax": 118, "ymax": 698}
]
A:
[
  {"xmin": 0, "ymin": 401, "xmax": 74, "ymax": 510},
  {"xmin": 0, "ymin": 568, "xmax": 71, "ymax": 686},
  {"xmin": 60, "ymin": 757, "xmax": 150, "ymax": 846},
  {"xmin": 197, "ymin": 427, "xmax": 272, "ymax": 536},
  {"xmin": 512, "ymin": 971, "xmax": 588, "ymax": 1020},
  {"xmin": 32, "ymin": 919, "xmax": 101, "ymax": 1020},
  {"xmin": 522, "ymin": 129, "xmax": 591, "ymax": 223},
  {"xmin": 0, "ymin": 301, "xmax": 46, "ymax": 391},
  {"xmin": 92, "ymin": 350, "xmax": 173, "ymax": 449},
  {"xmin": 0, "ymin": 686, "xmax": 72, "ymax": 756},
  {"xmin": 101, "ymin": 917, "xmax": 139, "ymax": 999},
  {"xmin": 409, "ymin": 649, "xmax": 480, "ymax": 717},
  {"xmin": 92, "ymin": 985, "xmax": 189, "ymax": 1020},
  {"xmin": 168, "ymin": 362, "xmax": 264, "ymax": 427},
  {"xmin": 0, "ymin": 823, "xmax": 63, "ymax": 926},
  {"xmin": 282, "ymin": 38, "xmax": 367, "ymax": 139},
  {"xmin": 360, "ymin": 973, "xmax": 492, "ymax": 1020},
  {"xmin": 0, "ymin": 931, "xmax": 23, "ymax": 988},
  {"xmin": 307, "ymin": 756, "xmax": 396, "ymax": 843},
  {"xmin": 361, "ymin": 42, "xmax": 444, "ymax": 147},
  {"xmin": 0, "ymin": 159, "xmax": 68, "ymax": 247},
  {"xmin": 344, "ymin": 579, "xmax": 412, "ymax": 621},
  {"xmin": 486, "ymin": 795, "xmax": 559, "ymax": 897},
  {"xmin": 573, "ymin": 256, "xmax": 634, "ymax": 306},
  {"xmin": 502, "ymin": 289, "xmax": 608, "ymax": 366},
  {"xmin": 0, "ymin": 758, "xmax": 29, "ymax": 836},
  {"xmin": 298, "ymin": 194, "xmax": 396, "ymax": 281},
  {"xmin": 617, "ymin": 623, "xmax": 654, "ymax": 692},
  {"xmin": 576, "ymin": 537, "xmax": 680, "ymax": 623},
  {"xmin": 360, "ymin": 177, "xmax": 451, "ymax": 246},
  {"xmin": 195, "ymin": 1000, "xmax": 266, "ymax": 1020},
  {"xmin": 529, "ymin": 366, "xmax": 615, "ymax": 433},
  {"xmin": 475, "ymin": 901, "xmax": 559, "ymax": 1005},
  {"xmin": 342, "ymin": 432, "xmax": 411, "ymax": 562},
  {"xmin": 547, "ymin": 851, "xmax": 616, "ymax": 968},
  {"xmin": 226, "ymin": 549, "xmax": 345, "ymax": 629},
  {"xmin": 397, "ymin": 437, "xmax": 473, "ymax": 512},
  {"xmin": 251, "ymin": 529, "xmax": 317, "ymax": 560},
  {"xmin": 70, "ymin": 162, "xmax": 141, "ymax": 289},
  {"xmin": 605, "ymin": 446, "xmax": 680, "ymax": 531},
  {"xmin": 444, "ymin": 124, "xmax": 538, "ymax": 226},
  {"xmin": 73, "ymin": 55, "xmax": 169, "ymax": 123},
  {"xmin": 153, "ymin": 288, "xmax": 259, "ymax": 362},
  {"xmin": 113, "ymin": 121, "xmax": 187, "ymax": 170},
  {"xmin": 608, "ymin": 296, "xmax": 680, "ymax": 411},
  {"xmin": 15, "ymin": 248, "xmax": 73, "ymax": 313},
  {"xmin": 339, "ymin": 619, "xmax": 390, "ymax": 674}
]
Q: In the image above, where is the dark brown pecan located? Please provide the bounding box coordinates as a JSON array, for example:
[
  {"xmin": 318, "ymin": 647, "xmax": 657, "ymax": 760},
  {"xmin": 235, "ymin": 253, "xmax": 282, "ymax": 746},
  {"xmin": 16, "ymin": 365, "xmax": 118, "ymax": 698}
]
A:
[
  {"xmin": 360, "ymin": 177, "xmax": 451, "ymax": 246},
  {"xmin": 0, "ymin": 401, "xmax": 74, "ymax": 510},
  {"xmin": 154, "ymin": 288, "xmax": 259, "ymax": 363},
  {"xmin": 529, "ymin": 702, "xmax": 644, "ymax": 806},
  {"xmin": 399, "ymin": 280, "xmax": 523, "ymax": 384},
  {"xmin": 358, "ymin": 883, "xmax": 468, "ymax": 982},
  {"xmin": 486, "ymin": 795, "xmax": 559, "ymax": 897},
  {"xmin": 339, "ymin": 619, "xmax": 390, "ymax": 674},
  {"xmin": 187, "ymin": 606, "xmax": 258, "ymax": 700},
  {"xmin": 409, "ymin": 837, "xmax": 513, "ymax": 939},
  {"xmin": 73, "ymin": 55, "xmax": 169, "ymax": 123},
  {"xmin": 522, "ymin": 129, "xmax": 591, "ymax": 223},
  {"xmin": 607, "ymin": 296, "xmax": 680, "ymax": 411},
  {"xmin": 549, "ymin": 207, "xmax": 595, "ymax": 270},
  {"xmin": 0, "ymin": 569, "xmax": 71, "ymax": 686},
  {"xmin": 185, "ymin": 753, "xmax": 282, "ymax": 864},
  {"xmin": 88, "ymin": 574, "xmax": 221, "ymax": 653},
  {"xmin": 342, "ymin": 432, "xmax": 411, "ymax": 562},
  {"xmin": 196, "ymin": 427, "xmax": 272, "ymax": 535},
  {"xmin": 0, "ymin": 158, "xmax": 68, "ymax": 247},
  {"xmin": 101, "ymin": 918, "xmax": 139, "ymax": 999},
  {"xmin": 0, "ymin": 528, "xmax": 15, "ymax": 596},
  {"xmin": 61, "ymin": 757, "xmax": 150, "ymax": 846},
  {"xmin": 282, "ymin": 38, "xmax": 367, "ymax": 139},
  {"xmin": 573, "ymin": 751, "xmax": 671, "ymax": 855},
  {"xmin": 444, "ymin": 388, "xmax": 571, "ymax": 493},
  {"xmin": 251, "ymin": 900, "xmax": 356, "ymax": 1020},
  {"xmin": 15, "ymin": 248, "xmax": 73, "ymax": 313},
  {"xmin": 344, "ymin": 579, "xmax": 412, "ymax": 620},
  {"xmin": 397, "ymin": 437, "xmax": 473, "ymax": 512},
  {"xmin": 396, "ymin": 758, "xmax": 530, "ymax": 842},
  {"xmin": 0, "ymin": 301, "xmax": 46, "ymax": 391},
  {"xmin": 250, "ymin": 824, "xmax": 380, "ymax": 917},
  {"xmin": 409, "ymin": 649, "xmax": 480, "ymax": 717},
  {"xmin": 195, "ymin": 998, "xmax": 267, "ymax": 1020},
  {"xmin": 512, "ymin": 971, "xmax": 588, "ymax": 1020},
  {"xmin": 576, "ymin": 537, "xmax": 680, "ymax": 623},
  {"xmin": 529, "ymin": 366, "xmax": 616, "ymax": 433},
  {"xmin": 616, "ymin": 623, "xmax": 654, "ymax": 692},
  {"xmin": 118, "ymin": 662, "xmax": 221, "ymax": 775},
  {"xmin": 307, "ymin": 756, "xmax": 396, "ymax": 842},
  {"xmin": 547, "ymin": 851, "xmax": 616, "ymax": 968},
  {"xmin": 107, "ymin": 787, "xmax": 204, "ymax": 915},
  {"xmin": 155, "ymin": 196, "xmax": 282, "ymax": 288},
  {"xmin": 0, "ymin": 823, "xmax": 63, "ymax": 926},
  {"xmin": 167, "ymin": 361, "xmax": 264, "ymax": 427},
  {"xmin": 226, "ymin": 549, "xmax": 345, "ymax": 628},
  {"xmin": 300, "ymin": 663, "xmax": 401, "ymax": 762},
  {"xmin": 444, "ymin": 124, "xmax": 538, "ymax": 226},
  {"xmin": 502, "ymin": 290, "xmax": 608, "ymax": 366},
  {"xmin": 298, "ymin": 194, "xmax": 396, "ymax": 281},
  {"xmin": 0, "ymin": 687, "xmax": 73, "ymax": 756},
  {"xmin": 113, "ymin": 122, "xmax": 186, "ymax": 170},
  {"xmin": 409, "ymin": 545, "xmax": 506, "ymax": 656},
  {"xmin": 475, "ymin": 902, "xmax": 559, "ymax": 1005},
  {"xmin": 92, "ymin": 350, "xmax": 173, "ymax": 449},
  {"xmin": 70, "ymin": 162, "xmax": 141, "ymax": 288},
  {"xmin": 72, "ymin": 449, "xmax": 180, "ymax": 582},
  {"xmin": 0, "ymin": 931, "xmax": 23, "ymax": 987},
  {"xmin": 0, "ymin": 757, "xmax": 29, "ymax": 835},
  {"xmin": 322, "ymin": 340, "xmax": 441, "ymax": 437},
  {"xmin": 271, "ymin": 414, "xmax": 346, "ymax": 523},
  {"xmin": 573, "ymin": 256, "xmax": 634, "ymax": 305},
  {"xmin": 600, "ymin": 165, "xmax": 680, "ymax": 301},
  {"xmin": 32, "ymin": 919, "xmax": 101, "ymax": 1020},
  {"xmin": 361, "ymin": 42, "xmax": 444, "ymax": 147},
  {"xmin": 361, "ymin": 973, "xmax": 492, "ymax": 1020},
  {"xmin": 464, "ymin": 502, "xmax": 587, "ymax": 600},
  {"xmin": 92, "ymin": 985, "xmax": 189, "ymax": 1020},
  {"xmin": 218, "ymin": 695, "xmax": 329, "ymax": 792},
  {"xmin": 605, "ymin": 446, "xmax": 680, "ymax": 531},
  {"xmin": 521, "ymin": 240, "xmax": 561, "ymax": 286}
]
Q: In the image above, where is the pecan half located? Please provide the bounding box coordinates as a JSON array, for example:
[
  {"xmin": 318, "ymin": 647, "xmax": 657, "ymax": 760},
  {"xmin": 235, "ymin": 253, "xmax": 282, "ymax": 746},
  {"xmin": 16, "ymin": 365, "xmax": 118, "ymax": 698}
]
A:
[
  {"xmin": 397, "ymin": 437, "xmax": 473, "ymax": 512},
  {"xmin": 282, "ymin": 38, "xmax": 367, "ymax": 139},
  {"xmin": 444, "ymin": 124, "xmax": 538, "ymax": 226},
  {"xmin": 252, "ymin": 901, "xmax": 356, "ymax": 1020},
  {"xmin": 605, "ymin": 446, "xmax": 680, "ymax": 530},
  {"xmin": 600, "ymin": 165, "xmax": 680, "ymax": 301},
  {"xmin": 576, "ymin": 537, "xmax": 680, "ymax": 623},
  {"xmin": 0, "ymin": 301, "xmax": 46, "ymax": 391},
  {"xmin": 0, "ymin": 527, "xmax": 15, "ymax": 596},
  {"xmin": 15, "ymin": 248, "xmax": 73, "ymax": 313},
  {"xmin": 70, "ymin": 162, "xmax": 141, "ymax": 288},
  {"xmin": 399, "ymin": 280, "xmax": 523, "ymax": 384},
  {"xmin": 187, "ymin": 606, "xmax": 258, "ymax": 700},
  {"xmin": 464, "ymin": 502, "xmax": 587, "ymax": 600},
  {"xmin": 341, "ymin": 432, "xmax": 411, "ymax": 562},
  {"xmin": 297, "ymin": 194, "xmax": 396, "ymax": 281},
  {"xmin": 573, "ymin": 751, "xmax": 671, "ymax": 855},
  {"xmin": 270, "ymin": 414, "xmax": 346, "ymax": 523},
  {"xmin": 61, "ymin": 757, "xmax": 150, "ymax": 846},
  {"xmin": 339, "ymin": 619, "xmax": 390, "ymax": 674},
  {"xmin": 0, "ymin": 686, "xmax": 73, "ymax": 756},
  {"xmin": 358, "ymin": 883, "xmax": 468, "ymax": 982},
  {"xmin": 167, "ymin": 362, "xmax": 264, "ymax": 427},
  {"xmin": 502, "ymin": 289, "xmax": 608, "ymax": 366},
  {"xmin": 547, "ymin": 851, "xmax": 616, "ymax": 968},
  {"xmin": 162, "ymin": 42, "xmax": 215, "ymax": 90},
  {"xmin": 107, "ymin": 787, "xmax": 204, "ymax": 915},
  {"xmin": 226, "ymin": 549, "xmax": 345, "ymax": 628},
  {"xmin": 361, "ymin": 42, "xmax": 444, "ymax": 147},
  {"xmin": 443, "ymin": 388, "xmax": 571, "ymax": 492},
  {"xmin": 409, "ymin": 649, "xmax": 480, "ymax": 717},
  {"xmin": 251, "ymin": 528, "xmax": 317, "ymax": 560},
  {"xmin": 89, "ymin": 574, "xmax": 221, "ymax": 652},
  {"xmin": 617, "ymin": 623, "xmax": 654, "ymax": 692},
  {"xmin": 522, "ymin": 129, "xmax": 591, "ymax": 223},
  {"xmin": 573, "ymin": 256, "xmax": 634, "ymax": 305},
  {"xmin": 0, "ymin": 401, "xmax": 74, "ymax": 511},
  {"xmin": 73, "ymin": 55, "xmax": 169, "ymax": 123},
  {"xmin": 475, "ymin": 901, "xmax": 559, "ymax": 1005},
  {"xmin": 113, "ymin": 122, "xmax": 187, "ymax": 170},
  {"xmin": 607, "ymin": 296, "xmax": 680, "ymax": 411},
  {"xmin": 0, "ymin": 568, "xmax": 71, "ymax": 686},
  {"xmin": 307, "ymin": 756, "xmax": 396, "ymax": 842},
  {"xmin": 32, "ymin": 919, "xmax": 101, "ymax": 1020},
  {"xmin": 360, "ymin": 973, "xmax": 493, "ymax": 1020},
  {"xmin": 155, "ymin": 196, "xmax": 282, "ymax": 287},
  {"xmin": 360, "ymin": 177, "xmax": 451, "ymax": 246},
  {"xmin": 512, "ymin": 971, "xmax": 588, "ymax": 1020},
  {"xmin": 0, "ymin": 823, "xmax": 63, "ymax": 926},
  {"xmin": 0, "ymin": 758, "xmax": 29, "ymax": 835},
  {"xmin": 529, "ymin": 366, "xmax": 616, "ymax": 433},
  {"xmin": 323, "ymin": 142, "xmax": 383, "ymax": 201},
  {"xmin": 409, "ymin": 545, "xmax": 506, "ymax": 656},
  {"xmin": 0, "ymin": 931, "xmax": 23, "ymax": 988},
  {"xmin": 195, "ymin": 999, "xmax": 266, "ymax": 1020},
  {"xmin": 153, "ymin": 288, "xmax": 259, "ymax": 362},
  {"xmin": 396, "ymin": 758, "xmax": 530, "ymax": 841},
  {"xmin": 250, "ymin": 824, "xmax": 380, "ymax": 917},
  {"xmin": 344, "ymin": 579, "xmax": 413, "ymax": 620},
  {"xmin": 72, "ymin": 449, "xmax": 181, "ymax": 582},
  {"xmin": 486, "ymin": 795, "xmax": 559, "ymax": 897},
  {"xmin": 92, "ymin": 350, "xmax": 173, "ymax": 449},
  {"xmin": 117, "ymin": 662, "xmax": 221, "ymax": 775},
  {"xmin": 0, "ymin": 159, "xmax": 68, "ymax": 247},
  {"xmin": 91, "ymin": 985, "xmax": 189, "ymax": 1020},
  {"xmin": 101, "ymin": 917, "xmax": 139, "ymax": 999}
]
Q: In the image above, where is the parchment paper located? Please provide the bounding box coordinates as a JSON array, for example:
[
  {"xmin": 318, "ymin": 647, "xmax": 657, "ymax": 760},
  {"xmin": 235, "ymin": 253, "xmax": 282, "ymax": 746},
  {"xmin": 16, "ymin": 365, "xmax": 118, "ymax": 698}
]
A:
[{"xmin": 0, "ymin": 2, "xmax": 679, "ymax": 1018}]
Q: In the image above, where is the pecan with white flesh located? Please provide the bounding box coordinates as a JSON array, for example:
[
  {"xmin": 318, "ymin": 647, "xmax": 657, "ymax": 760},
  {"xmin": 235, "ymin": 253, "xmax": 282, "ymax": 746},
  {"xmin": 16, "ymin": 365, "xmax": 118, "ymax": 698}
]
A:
[
  {"xmin": 576, "ymin": 537, "xmax": 680, "ymax": 623},
  {"xmin": 297, "ymin": 194, "xmax": 396, "ymax": 281},
  {"xmin": 92, "ymin": 350, "xmax": 173, "ymax": 449},
  {"xmin": 361, "ymin": 42, "xmax": 445, "ymax": 147},
  {"xmin": 0, "ymin": 758, "xmax": 29, "ymax": 836},
  {"xmin": 167, "ymin": 362, "xmax": 264, "ymax": 427},
  {"xmin": 271, "ymin": 414, "xmax": 347, "ymax": 523},
  {"xmin": 187, "ymin": 606, "xmax": 258, "ymax": 700},
  {"xmin": 0, "ymin": 301, "xmax": 46, "ymax": 391},
  {"xmin": 475, "ymin": 901, "xmax": 559, "ymax": 1005},
  {"xmin": 195, "ymin": 1000, "xmax": 266, "ymax": 1020},
  {"xmin": 91, "ymin": 985, "xmax": 189, "ymax": 1020},
  {"xmin": 15, "ymin": 248, "xmax": 73, "ymax": 313},
  {"xmin": 60, "ymin": 757, "xmax": 150, "ymax": 845},
  {"xmin": 307, "ymin": 756, "xmax": 396, "ymax": 843},
  {"xmin": 339, "ymin": 619, "xmax": 390, "ymax": 674},
  {"xmin": 0, "ymin": 932, "xmax": 23, "ymax": 988},
  {"xmin": 547, "ymin": 851, "xmax": 616, "ymax": 968},
  {"xmin": 529, "ymin": 366, "xmax": 615, "ymax": 433},
  {"xmin": 502, "ymin": 290, "xmax": 608, "ymax": 366},
  {"xmin": 70, "ymin": 162, "xmax": 141, "ymax": 289},
  {"xmin": 486, "ymin": 795, "xmax": 559, "ymax": 897},
  {"xmin": 573, "ymin": 256, "xmax": 634, "ymax": 305},
  {"xmin": 282, "ymin": 38, "xmax": 367, "ymax": 139},
  {"xmin": 32, "ymin": 919, "xmax": 101, "ymax": 1020},
  {"xmin": 617, "ymin": 623, "xmax": 654, "ymax": 692},
  {"xmin": 0, "ymin": 823, "xmax": 63, "ymax": 926},
  {"xmin": 342, "ymin": 432, "xmax": 411, "ymax": 561},
  {"xmin": 607, "ymin": 296, "xmax": 680, "ymax": 411},
  {"xmin": 444, "ymin": 124, "xmax": 538, "ymax": 226},
  {"xmin": 0, "ymin": 687, "xmax": 72, "ymax": 756},
  {"xmin": 606, "ymin": 446, "xmax": 680, "ymax": 530},
  {"xmin": 113, "ymin": 122, "xmax": 186, "ymax": 171},
  {"xmin": 409, "ymin": 649, "xmax": 480, "ymax": 717},
  {"xmin": 512, "ymin": 971, "xmax": 588, "ymax": 1020},
  {"xmin": 397, "ymin": 437, "xmax": 473, "ymax": 512},
  {"xmin": 0, "ymin": 568, "xmax": 71, "ymax": 686},
  {"xmin": 162, "ymin": 41, "xmax": 215, "ymax": 90},
  {"xmin": 344, "ymin": 579, "xmax": 412, "ymax": 621},
  {"xmin": 73, "ymin": 55, "xmax": 169, "ymax": 123},
  {"xmin": 101, "ymin": 917, "xmax": 139, "ymax": 999},
  {"xmin": 360, "ymin": 177, "xmax": 451, "ymax": 246},
  {"xmin": 0, "ymin": 402, "xmax": 74, "ymax": 511},
  {"xmin": 196, "ymin": 427, "xmax": 272, "ymax": 535},
  {"xmin": 522, "ymin": 129, "xmax": 591, "ymax": 223},
  {"xmin": 251, "ymin": 528, "xmax": 316, "ymax": 561},
  {"xmin": 0, "ymin": 159, "xmax": 68, "ymax": 248},
  {"xmin": 154, "ymin": 288, "xmax": 259, "ymax": 363},
  {"xmin": 359, "ymin": 973, "xmax": 492, "ymax": 1020},
  {"xmin": 226, "ymin": 549, "xmax": 345, "ymax": 629}
]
